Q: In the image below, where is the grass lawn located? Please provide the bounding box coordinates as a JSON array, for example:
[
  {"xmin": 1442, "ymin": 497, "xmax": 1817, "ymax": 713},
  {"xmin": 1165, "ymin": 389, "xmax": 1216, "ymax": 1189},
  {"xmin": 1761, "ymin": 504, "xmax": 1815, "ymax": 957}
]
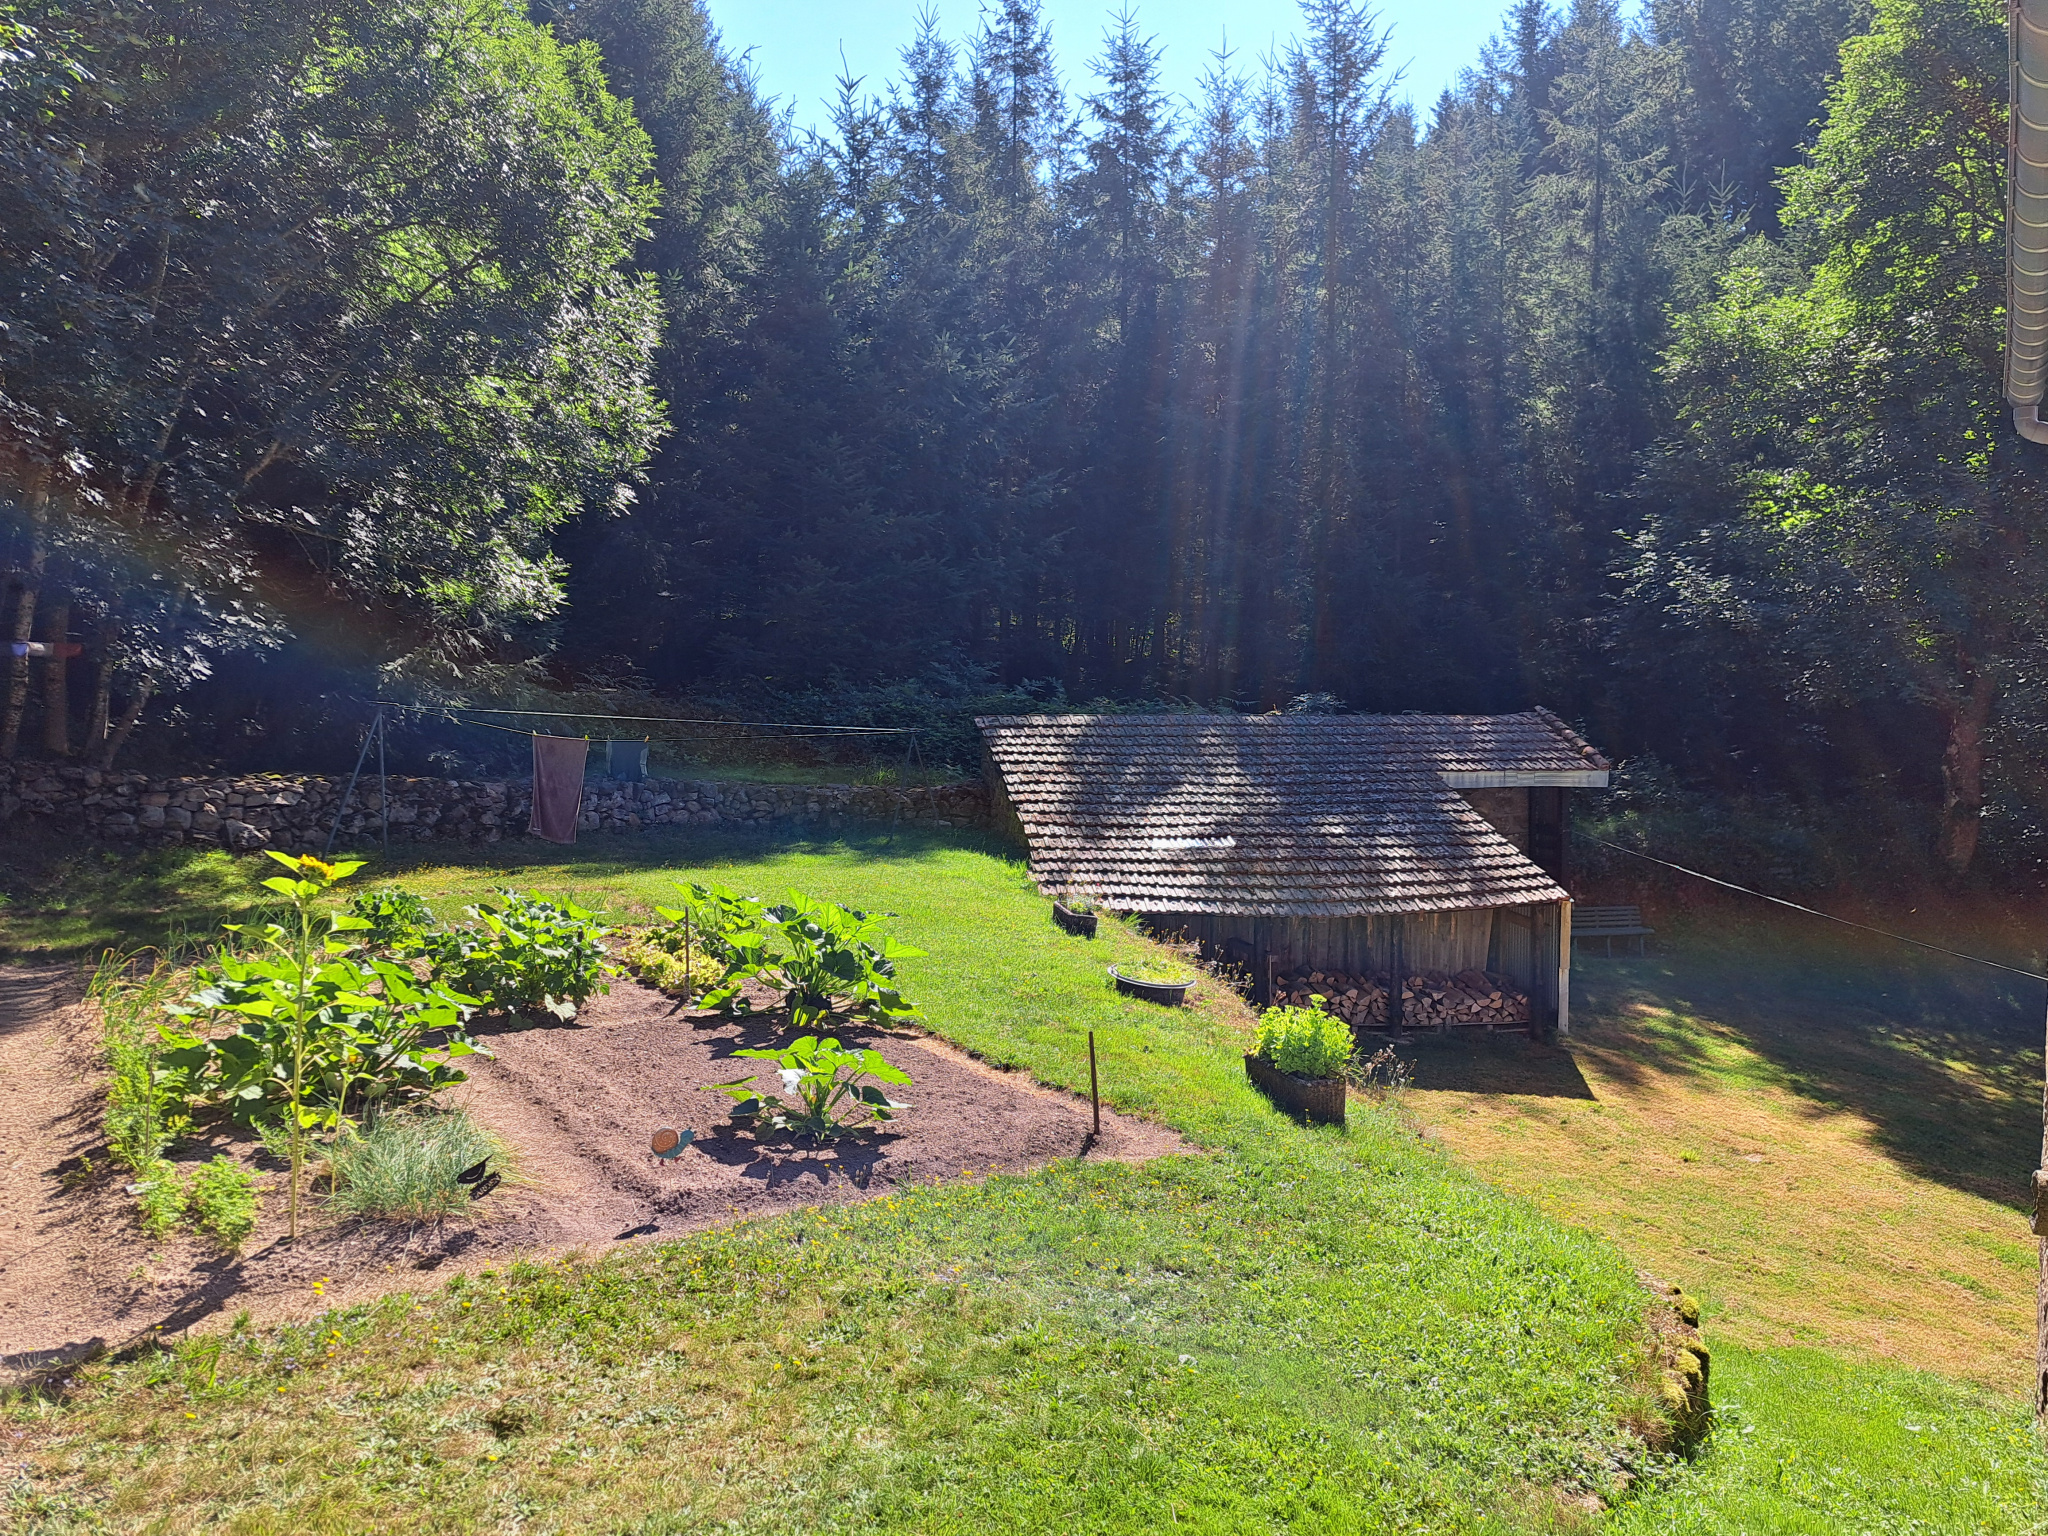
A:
[
  {"xmin": 5, "ymin": 828, "xmax": 2046, "ymax": 1531},
  {"xmin": 1407, "ymin": 916, "xmax": 2045, "ymax": 1390}
]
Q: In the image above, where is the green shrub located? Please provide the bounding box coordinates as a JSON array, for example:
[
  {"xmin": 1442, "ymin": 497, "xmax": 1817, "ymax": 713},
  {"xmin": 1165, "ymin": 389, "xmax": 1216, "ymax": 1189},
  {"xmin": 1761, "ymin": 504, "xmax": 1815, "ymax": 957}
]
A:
[
  {"xmin": 1255, "ymin": 997, "xmax": 1353, "ymax": 1078},
  {"xmin": 134, "ymin": 1159, "xmax": 187, "ymax": 1238},
  {"xmin": 189, "ymin": 1156, "xmax": 260, "ymax": 1250},
  {"xmin": 328, "ymin": 1108, "xmax": 503, "ymax": 1221},
  {"xmin": 161, "ymin": 947, "xmax": 485, "ymax": 1130},
  {"xmin": 426, "ymin": 889, "xmax": 611, "ymax": 1019}
]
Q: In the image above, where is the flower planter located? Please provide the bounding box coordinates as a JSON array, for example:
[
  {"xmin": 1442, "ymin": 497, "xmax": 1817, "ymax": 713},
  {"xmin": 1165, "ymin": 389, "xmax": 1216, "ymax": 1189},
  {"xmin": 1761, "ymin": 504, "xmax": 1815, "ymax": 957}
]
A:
[
  {"xmin": 1053, "ymin": 902, "xmax": 1099, "ymax": 938},
  {"xmin": 1108, "ymin": 965, "xmax": 1193, "ymax": 1006},
  {"xmin": 1245, "ymin": 1052, "xmax": 1347, "ymax": 1124}
]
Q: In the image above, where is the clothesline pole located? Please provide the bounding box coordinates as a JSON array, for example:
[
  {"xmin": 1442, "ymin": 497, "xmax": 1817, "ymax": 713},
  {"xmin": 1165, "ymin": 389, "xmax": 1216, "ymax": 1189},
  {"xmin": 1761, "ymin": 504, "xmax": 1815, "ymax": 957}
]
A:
[
  {"xmin": 324, "ymin": 705, "xmax": 384, "ymax": 856},
  {"xmin": 377, "ymin": 705, "xmax": 389, "ymax": 859}
]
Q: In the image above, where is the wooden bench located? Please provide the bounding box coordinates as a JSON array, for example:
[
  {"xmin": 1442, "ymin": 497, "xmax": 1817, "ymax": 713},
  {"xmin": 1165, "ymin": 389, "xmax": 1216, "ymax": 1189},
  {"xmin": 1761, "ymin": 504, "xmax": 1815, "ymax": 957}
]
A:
[{"xmin": 1572, "ymin": 905, "xmax": 1655, "ymax": 956}]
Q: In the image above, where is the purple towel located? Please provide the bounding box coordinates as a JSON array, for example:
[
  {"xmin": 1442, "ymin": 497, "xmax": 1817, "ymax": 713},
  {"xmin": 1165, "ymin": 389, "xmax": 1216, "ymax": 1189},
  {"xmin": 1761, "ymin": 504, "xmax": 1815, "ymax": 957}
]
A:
[{"xmin": 528, "ymin": 733, "xmax": 588, "ymax": 844}]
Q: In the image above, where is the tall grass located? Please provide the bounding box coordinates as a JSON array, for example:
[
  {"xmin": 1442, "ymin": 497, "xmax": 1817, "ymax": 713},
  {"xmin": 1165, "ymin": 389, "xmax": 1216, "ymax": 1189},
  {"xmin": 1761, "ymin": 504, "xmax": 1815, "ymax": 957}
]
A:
[
  {"xmin": 328, "ymin": 1108, "xmax": 504, "ymax": 1221},
  {"xmin": 89, "ymin": 949, "xmax": 182, "ymax": 1173}
]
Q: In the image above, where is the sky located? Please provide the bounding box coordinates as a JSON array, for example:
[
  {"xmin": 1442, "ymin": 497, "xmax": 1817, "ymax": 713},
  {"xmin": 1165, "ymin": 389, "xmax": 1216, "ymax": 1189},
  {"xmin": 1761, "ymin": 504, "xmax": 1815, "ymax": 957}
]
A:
[{"xmin": 702, "ymin": 0, "xmax": 1518, "ymax": 137}]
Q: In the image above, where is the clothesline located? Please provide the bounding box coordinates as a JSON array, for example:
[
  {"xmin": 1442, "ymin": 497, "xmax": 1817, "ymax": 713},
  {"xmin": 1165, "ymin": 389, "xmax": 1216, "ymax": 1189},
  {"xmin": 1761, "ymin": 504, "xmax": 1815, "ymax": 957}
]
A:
[
  {"xmin": 366, "ymin": 699, "xmax": 915, "ymax": 736},
  {"xmin": 1588, "ymin": 837, "xmax": 2048, "ymax": 984}
]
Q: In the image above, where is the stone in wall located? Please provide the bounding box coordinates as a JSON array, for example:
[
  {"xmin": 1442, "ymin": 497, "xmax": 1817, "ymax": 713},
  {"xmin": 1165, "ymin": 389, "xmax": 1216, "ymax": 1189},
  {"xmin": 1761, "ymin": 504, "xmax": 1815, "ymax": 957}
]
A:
[{"xmin": 0, "ymin": 761, "xmax": 989, "ymax": 853}]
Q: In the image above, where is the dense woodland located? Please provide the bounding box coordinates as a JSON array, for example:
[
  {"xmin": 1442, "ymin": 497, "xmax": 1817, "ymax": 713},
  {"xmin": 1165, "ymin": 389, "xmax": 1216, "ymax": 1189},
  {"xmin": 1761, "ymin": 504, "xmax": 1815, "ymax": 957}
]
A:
[{"xmin": 3, "ymin": 0, "xmax": 2045, "ymax": 878}]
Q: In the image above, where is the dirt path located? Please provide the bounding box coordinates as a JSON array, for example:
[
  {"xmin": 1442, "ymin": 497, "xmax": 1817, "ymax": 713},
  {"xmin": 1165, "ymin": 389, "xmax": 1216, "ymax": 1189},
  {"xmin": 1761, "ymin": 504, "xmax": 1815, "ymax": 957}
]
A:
[
  {"xmin": 0, "ymin": 965, "xmax": 111, "ymax": 1365},
  {"xmin": 0, "ymin": 975, "xmax": 1185, "ymax": 1371}
]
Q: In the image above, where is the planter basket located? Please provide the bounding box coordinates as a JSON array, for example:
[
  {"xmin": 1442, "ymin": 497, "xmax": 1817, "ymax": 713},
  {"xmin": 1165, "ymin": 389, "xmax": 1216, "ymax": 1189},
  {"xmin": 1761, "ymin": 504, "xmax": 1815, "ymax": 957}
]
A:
[
  {"xmin": 1245, "ymin": 1053, "xmax": 1346, "ymax": 1124},
  {"xmin": 1109, "ymin": 965, "xmax": 1192, "ymax": 1006},
  {"xmin": 1053, "ymin": 902, "xmax": 1099, "ymax": 938}
]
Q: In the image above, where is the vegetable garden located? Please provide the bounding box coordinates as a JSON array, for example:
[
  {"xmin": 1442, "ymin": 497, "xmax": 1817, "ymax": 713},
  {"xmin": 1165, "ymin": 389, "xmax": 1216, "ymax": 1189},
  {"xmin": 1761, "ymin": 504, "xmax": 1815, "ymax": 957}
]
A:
[{"xmin": 2, "ymin": 825, "xmax": 2040, "ymax": 1533}]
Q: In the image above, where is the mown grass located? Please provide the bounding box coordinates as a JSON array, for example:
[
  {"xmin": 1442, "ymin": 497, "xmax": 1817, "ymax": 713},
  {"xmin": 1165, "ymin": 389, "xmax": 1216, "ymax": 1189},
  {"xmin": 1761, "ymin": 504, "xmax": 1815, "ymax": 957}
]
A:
[
  {"xmin": 0, "ymin": 829, "xmax": 276, "ymax": 959},
  {"xmin": 5, "ymin": 825, "xmax": 2046, "ymax": 1531},
  {"xmin": 1609, "ymin": 1342, "xmax": 2047, "ymax": 1533},
  {"xmin": 8, "ymin": 827, "xmax": 1661, "ymax": 1532},
  {"xmin": 1409, "ymin": 920, "xmax": 2044, "ymax": 1390}
]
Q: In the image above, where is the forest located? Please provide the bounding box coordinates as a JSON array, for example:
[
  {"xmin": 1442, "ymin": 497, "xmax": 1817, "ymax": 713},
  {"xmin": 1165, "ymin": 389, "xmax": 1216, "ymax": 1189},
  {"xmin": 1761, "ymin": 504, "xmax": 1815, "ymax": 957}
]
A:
[{"xmin": 2, "ymin": 0, "xmax": 2044, "ymax": 879}]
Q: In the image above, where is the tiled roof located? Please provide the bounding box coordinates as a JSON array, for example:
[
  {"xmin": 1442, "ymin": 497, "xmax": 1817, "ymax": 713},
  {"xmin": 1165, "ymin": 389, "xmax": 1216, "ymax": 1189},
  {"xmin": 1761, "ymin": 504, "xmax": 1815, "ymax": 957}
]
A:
[{"xmin": 975, "ymin": 712, "xmax": 1596, "ymax": 917}]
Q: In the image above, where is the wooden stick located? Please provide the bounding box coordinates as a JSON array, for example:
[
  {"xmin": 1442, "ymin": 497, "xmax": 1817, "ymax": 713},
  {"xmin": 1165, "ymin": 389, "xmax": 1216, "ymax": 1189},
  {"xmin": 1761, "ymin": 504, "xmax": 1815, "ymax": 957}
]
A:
[{"xmin": 1088, "ymin": 1030, "xmax": 1100, "ymax": 1137}]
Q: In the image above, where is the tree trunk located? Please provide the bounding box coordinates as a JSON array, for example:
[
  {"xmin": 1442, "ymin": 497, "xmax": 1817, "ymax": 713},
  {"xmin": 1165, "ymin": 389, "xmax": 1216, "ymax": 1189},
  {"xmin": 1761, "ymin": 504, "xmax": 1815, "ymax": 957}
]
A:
[
  {"xmin": 39, "ymin": 599, "xmax": 70, "ymax": 756},
  {"xmin": 85, "ymin": 615, "xmax": 116, "ymax": 753},
  {"xmin": 1, "ymin": 467, "xmax": 50, "ymax": 760},
  {"xmin": 1937, "ymin": 670, "xmax": 1998, "ymax": 874},
  {"xmin": 97, "ymin": 673, "xmax": 155, "ymax": 770}
]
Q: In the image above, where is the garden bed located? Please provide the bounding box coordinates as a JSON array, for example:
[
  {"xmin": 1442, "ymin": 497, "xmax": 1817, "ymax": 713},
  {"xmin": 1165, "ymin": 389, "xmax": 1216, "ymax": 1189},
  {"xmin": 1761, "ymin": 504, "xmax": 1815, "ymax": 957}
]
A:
[{"xmin": 0, "ymin": 973, "xmax": 1181, "ymax": 1370}]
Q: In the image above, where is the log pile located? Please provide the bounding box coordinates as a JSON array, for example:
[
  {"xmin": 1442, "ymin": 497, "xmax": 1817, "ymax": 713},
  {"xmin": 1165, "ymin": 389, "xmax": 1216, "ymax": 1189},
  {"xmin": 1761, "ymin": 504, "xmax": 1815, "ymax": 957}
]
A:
[{"xmin": 1272, "ymin": 966, "xmax": 1531, "ymax": 1030}]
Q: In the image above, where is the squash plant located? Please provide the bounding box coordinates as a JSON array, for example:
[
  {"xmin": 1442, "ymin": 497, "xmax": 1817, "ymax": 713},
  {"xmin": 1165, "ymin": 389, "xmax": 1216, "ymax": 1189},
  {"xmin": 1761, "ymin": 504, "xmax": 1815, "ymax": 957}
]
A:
[
  {"xmin": 423, "ymin": 889, "xmax": 612, "ymax": 1020},
  {"xmin": 644, "ymin": 881, "xmax": 765, "ymax": 1001},
  {"xmin": 710, "ymin": 1034, "xmax": 911, "ymax": 1137},
  {"xmin": 699, "ymin": 891, "xmax": 924, "ymax": 1030}
]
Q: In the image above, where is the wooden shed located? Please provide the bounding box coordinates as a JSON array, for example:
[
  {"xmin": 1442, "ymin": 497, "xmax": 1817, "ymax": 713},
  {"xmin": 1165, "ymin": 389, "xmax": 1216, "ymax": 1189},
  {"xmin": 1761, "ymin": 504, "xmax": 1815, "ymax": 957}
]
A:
[{"xmin": 975, "ymin": 710, "xmax": 1611, "ymax": 1035}]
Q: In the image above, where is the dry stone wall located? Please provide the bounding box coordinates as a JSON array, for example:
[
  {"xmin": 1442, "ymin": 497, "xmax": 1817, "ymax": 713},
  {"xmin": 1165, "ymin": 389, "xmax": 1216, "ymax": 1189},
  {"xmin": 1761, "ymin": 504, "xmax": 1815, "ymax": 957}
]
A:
[{"xmin": 0, "ymin": 761, "xmax": 987, "ymax": 853}]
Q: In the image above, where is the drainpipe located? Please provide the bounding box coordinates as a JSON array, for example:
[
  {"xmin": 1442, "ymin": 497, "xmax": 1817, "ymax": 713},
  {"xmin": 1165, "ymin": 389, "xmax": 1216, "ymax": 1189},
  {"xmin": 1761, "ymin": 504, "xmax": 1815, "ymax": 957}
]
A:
[{"xmin": 2008, "ymin": 0, "xmax": 2048, "ymax": 439}]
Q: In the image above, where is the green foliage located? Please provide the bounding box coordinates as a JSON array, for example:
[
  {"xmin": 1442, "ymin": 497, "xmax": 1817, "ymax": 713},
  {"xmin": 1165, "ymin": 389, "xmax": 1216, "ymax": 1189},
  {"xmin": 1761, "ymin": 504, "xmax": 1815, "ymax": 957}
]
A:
[
  {"xmin": 187, "ymin": 1157, "xmax": 259, "ymax": 1251},
  {"xmin": 1113, "ymin": 957, "xmax": 1194, "ymax": 985},
  {"xmin": 328, "ymin": 1108, "xmax": 501, "ymax": 1221},
  {"xmin": 424, "ymin": 889, "xmax": 611, "ymax": 1020},
  {"xmin": 1255, "ymin": 996, "xmax": 1354, "ymax": 1079},
  {"xmin": 346, "ymin": 887, "xmax": 439, "ymax": 954},
  {"xmin": 712, "ymin": 1034, "xmax": 912, "ymax": 1137},
  {"xmin": 133, "ymin": 1159, "xmax": 186, "ymax": 1240},
  {"xmin": 1621, "ymin": 0, "xmax": 2043, "ymax": 875},
  {"xmin": 0, "ymin": 0, "xmax": 666, "ymax": 724},
  {"xmin": 162, "ymin": 948, "xmax": 483, "ymax": 1128},
  {"xmin": 680, "ymin": 885, "xmax": 924, "ymax": 1030},
  {"xmin": 156, "ymin": 852, "xmax": 477, "ymax": 1239},
  {"xmin": 91, "ymin": 951, "xmax": 188, "ymax": 1172}
]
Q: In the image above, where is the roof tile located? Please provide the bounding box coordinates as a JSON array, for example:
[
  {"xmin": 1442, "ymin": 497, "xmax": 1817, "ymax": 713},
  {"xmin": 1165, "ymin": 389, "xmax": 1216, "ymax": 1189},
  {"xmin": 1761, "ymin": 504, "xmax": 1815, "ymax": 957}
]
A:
[{"xmin": 976, "ymin": 712, "xmax": 1595, "ymax": 916}]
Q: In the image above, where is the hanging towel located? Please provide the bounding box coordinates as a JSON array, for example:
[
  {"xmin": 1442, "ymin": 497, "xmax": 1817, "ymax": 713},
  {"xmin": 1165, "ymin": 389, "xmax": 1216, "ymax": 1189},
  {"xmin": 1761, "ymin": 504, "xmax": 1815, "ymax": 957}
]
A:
[
  {"xmin": 606, "ymin": 738, "xmax": 648, "ymax": 781},
  {"xmin": 529, "ymin": 733, "xmax": 589, "ymax": 844}
]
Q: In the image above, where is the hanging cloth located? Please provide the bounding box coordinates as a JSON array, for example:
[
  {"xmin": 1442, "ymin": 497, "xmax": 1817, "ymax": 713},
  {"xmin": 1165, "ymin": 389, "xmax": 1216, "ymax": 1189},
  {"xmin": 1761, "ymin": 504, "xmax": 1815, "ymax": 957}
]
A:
[
  {"xmin": 528, "ymin": 733, "xmax": 589, "ymax": 844},
  {"xmin": 606, "ymin": 738, "xmax": 648, "ymax": 781}
]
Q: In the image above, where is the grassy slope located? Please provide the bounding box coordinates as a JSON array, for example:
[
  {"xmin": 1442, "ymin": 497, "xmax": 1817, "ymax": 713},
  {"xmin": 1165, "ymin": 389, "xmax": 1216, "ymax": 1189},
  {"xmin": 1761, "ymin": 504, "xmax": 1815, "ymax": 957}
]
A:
[
  {"xmin": 8, "ymin": 829, "xmax": 1655, "ymax": 1534},
  {"xmin": 6, "ymin": 830, "xmax": 2045, "ymax": 1531},
  {"xmin": 1406, "ymin": 921, "xmax": 2043, "ymax": 1388}
]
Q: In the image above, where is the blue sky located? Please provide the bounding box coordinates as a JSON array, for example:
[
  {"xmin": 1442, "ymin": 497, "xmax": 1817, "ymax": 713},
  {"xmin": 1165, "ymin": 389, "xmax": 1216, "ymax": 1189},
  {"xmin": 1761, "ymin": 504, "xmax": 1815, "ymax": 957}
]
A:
[{"xmin": 702, "ymin": 0, "xmax": 1518, "ymax": 136}]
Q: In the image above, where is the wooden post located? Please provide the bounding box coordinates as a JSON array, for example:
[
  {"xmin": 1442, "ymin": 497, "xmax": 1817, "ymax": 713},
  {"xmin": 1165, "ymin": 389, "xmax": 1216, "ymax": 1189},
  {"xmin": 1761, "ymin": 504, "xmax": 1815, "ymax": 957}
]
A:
[
  {"xmin": 1088, "ymin": 1030, "xmax": 1100, "ymax": 1137},
  {"xmin": 1557, "ymin": 899, "xmax": 1573, "ymax": 1038}
]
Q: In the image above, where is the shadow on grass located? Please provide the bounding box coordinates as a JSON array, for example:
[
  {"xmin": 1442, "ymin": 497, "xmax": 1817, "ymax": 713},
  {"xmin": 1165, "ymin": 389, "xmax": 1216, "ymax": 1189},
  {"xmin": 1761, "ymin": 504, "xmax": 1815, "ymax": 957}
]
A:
[
  {"xmin": 1393, "ymin": 1031, "xmax": 1599, "ymax": 1100},
  {"xmin": 1571, "ymin": 935, "xmax": 2045, "ymax": 1213}
]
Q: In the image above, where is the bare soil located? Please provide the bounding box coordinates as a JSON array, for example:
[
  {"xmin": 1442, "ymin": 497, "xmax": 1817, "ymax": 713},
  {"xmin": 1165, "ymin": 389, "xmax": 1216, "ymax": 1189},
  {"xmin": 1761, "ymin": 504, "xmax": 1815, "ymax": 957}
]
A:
[{"xmin": 0, "ymin": 970, "xmax": 1184, "ymax": 1374}]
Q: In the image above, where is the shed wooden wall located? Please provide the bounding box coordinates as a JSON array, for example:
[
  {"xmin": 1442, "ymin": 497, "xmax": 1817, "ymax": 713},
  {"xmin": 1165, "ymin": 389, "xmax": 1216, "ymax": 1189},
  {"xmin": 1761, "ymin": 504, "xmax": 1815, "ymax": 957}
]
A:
[{"xmin": 1150, "ymin": 903, "xmax": 1563, "ymax": 1027}]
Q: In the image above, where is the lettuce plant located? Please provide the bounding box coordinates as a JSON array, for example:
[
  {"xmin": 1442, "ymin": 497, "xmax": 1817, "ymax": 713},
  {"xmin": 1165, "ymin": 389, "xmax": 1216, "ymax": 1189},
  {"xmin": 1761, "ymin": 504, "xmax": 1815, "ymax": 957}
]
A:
[{"xmin": 1254, "ymin": 996, "xmax": 1354, "ymax": 1079}]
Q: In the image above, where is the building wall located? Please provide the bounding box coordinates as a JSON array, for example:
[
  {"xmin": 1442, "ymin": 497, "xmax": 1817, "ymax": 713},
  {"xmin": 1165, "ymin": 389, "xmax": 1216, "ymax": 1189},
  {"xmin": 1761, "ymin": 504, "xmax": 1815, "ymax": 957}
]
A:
[
  {"xmin": 1153, "ymin": 904, "xmax": 1556, "ymax": 999},
  {"xmin": 1458, "ymin": 787, "xmax": 1530, "ymax": 851}
]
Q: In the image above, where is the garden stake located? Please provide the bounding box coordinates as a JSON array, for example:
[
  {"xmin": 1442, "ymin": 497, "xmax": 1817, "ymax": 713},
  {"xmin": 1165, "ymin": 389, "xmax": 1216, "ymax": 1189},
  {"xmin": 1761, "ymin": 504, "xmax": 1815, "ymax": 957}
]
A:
[{"xmin": 1088, "ymin": 1030, "xmax": 1100, "ymax": 1136}]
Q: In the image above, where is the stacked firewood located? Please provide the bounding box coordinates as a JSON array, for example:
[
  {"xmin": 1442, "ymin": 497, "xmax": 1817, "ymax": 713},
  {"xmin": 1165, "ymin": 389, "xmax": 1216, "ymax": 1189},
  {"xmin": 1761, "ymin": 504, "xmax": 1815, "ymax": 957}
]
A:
[{"xmin": 1272, "ymin": 966, "xmax": 1531, "ymax": 1030}]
